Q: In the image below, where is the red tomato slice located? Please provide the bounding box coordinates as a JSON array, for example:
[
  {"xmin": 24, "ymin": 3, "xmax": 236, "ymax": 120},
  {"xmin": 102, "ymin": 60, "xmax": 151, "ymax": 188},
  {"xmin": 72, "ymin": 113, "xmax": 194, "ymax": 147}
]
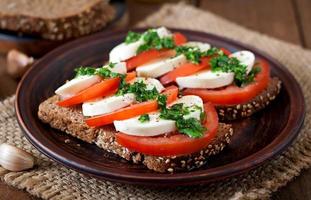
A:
[
  {"xmin": 183, "ymin": 60, "xmax": 270, "ymax": 105},
  {"xmin": 116, "ymin": 102, "xmax": 219, "ymax": 156},
  {"xmin": 173, "ymin": 32, "xmax": 188, "ymax": 45},
  {"xmin": 85, "ymin": 85, "xmax": 179, "ymax": 127},
  {"xmin": 220, "ymin": 48, "xmax": 231, "ymax": 56},
  {"xmin": 126, "ymin": 49, "xmax": 175, "ymax": 71},
  {"xmin": 160, "ymin": 57, "xmax": 211, "ymax": 85},
  {"xmin": 125, "ymin": 32, "xmax": 187, "ymax": 71},
  {"xmin": 57, "ymin": 72, "xmax": 136, "ymax": 107}
]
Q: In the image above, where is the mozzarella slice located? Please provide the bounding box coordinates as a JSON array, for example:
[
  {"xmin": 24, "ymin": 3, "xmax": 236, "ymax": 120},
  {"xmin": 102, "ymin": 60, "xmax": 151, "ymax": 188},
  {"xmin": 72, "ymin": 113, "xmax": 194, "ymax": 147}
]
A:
[
  {"xmin": 230, "ymin": 50, "xmax": 255, "ymax": 74},
  {"xmin": 114, "ymin": 95, "xmax": 204, "ymax": 137},
  {"xmin": 156, "ymin": 27, "xmax": 172, "ymax": 38},
  {"xmin": 82, "ymin": 78, "xmax": 164, "ymax": 116},
  {"xmin": 171, "ymin": 95, "xmax": 203, "ymax": 120},
  {"xmin": 114, "ymin": 114, "xmax": 176, "ymax": 137},
  {"xmin": 108, "ymin": 62, "xmax": 127, "ymax": 74},
  {"xmin": 183, "ymin": 41, "xmax": 211, "ymax": 52},
  {"xmin": 55, "ymin": 75, "xmax": 101, "ymax": 99},
  {"xmin": 176, "ymin": 70, "xmax": 234, "ymax": 89},
  {"xmin": 109, "ymin": 27, "xmax": 172, "ymax": 63},
  {"xmin": 136, "ymin": 55, "xmax": 187, "ymax": 78},
  {"xmin": 55, "ymin": 63, "xmax": 126, "ymax": 99},
  {"xmin": 82, "ymin": 94, "xmax": 135, "ymax": 117},
  {"xmin": 109, "ymin": 40, "xmax": 144, "ymax": 63},
  {"xmin": 131, "ymin": 77, "xmax": 165, "ymax": 93}
]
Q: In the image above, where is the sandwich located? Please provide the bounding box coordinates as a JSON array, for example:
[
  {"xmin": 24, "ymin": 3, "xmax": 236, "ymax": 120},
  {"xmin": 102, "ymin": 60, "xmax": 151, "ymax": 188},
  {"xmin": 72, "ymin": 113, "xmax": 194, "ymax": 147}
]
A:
[{"xmin": 38, "ymin": 27, "xmax": 281, "ymax": 172}]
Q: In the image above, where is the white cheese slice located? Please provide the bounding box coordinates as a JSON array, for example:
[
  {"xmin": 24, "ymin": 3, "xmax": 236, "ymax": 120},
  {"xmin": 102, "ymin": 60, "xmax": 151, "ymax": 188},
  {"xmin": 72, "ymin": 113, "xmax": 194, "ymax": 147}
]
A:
[
  {"xmin": 55, "ymin": 75, "xmax": 101, "ymax": 99},
  {"xmin": 55, "ymin": 63, "xmax": 126, "ymax": 99},
  {"xmin": 82, "ymin": 93, "xmax": 135, "ymax": 117},
  {"xmin": 156, "ymin": 27, "xmax": 172, "ymax": 38},
  {"xmin": 109, "ymin": 27, "xmax": 172, "ymax": 63},
  {"xmin": 136, "ymin": 55, "xmax": 187, "ymax": 78},
  {"xmin": 176, "ymin": 50, "xmax": 255, "ymax": 89},
  {"xmin": 183, "ymin": 41, "xmax": 211, "ymax": 52},
  {"xmin": 109, "ymin": 40, "xmax": 144, "ymax": 63},
  {"xmin": 108, "ymin": 62, "xmax": 127, "ymax": 74},
  {"xmin": 230, "ymin": 50, "xmax": 255, "ymax": 74},
  {"xmin": 82, "ymin": 78, "xmax": 164, "ymax": 116},
  {"xmin": 113, "ymin": 95, "xmax": 204, "ymax": 137},
  {"xmin": 176, "ymin": 70, "xmax": 234, "ymax": 89}
]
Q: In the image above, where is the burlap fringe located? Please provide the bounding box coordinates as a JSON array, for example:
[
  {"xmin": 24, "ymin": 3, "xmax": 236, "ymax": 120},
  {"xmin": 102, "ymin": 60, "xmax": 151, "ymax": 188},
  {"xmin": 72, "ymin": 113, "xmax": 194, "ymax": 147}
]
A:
[{"xmin": 1, "ymin": 3, "xmax": 311, "ymax": 200}]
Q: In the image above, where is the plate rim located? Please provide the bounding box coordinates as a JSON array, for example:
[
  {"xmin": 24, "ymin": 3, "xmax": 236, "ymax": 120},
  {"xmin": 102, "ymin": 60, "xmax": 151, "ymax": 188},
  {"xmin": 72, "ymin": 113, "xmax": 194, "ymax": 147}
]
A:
[{"xmin": 15, "ymin": 28, "xmax": 305, "ymax": 186}]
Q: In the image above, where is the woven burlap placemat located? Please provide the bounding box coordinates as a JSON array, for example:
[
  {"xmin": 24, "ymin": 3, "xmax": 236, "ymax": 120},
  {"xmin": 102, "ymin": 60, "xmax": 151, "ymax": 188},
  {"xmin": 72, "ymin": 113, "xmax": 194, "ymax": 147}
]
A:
[{"xmin": 1, "ymin": 3, "xmax": 311, "ymax": 200}]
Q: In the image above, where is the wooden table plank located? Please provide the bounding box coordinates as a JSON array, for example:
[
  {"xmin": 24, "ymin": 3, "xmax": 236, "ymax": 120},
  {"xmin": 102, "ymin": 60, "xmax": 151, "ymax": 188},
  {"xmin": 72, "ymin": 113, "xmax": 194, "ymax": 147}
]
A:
[
  {"xmin": 295, "ymin": 0, "xmax": 311, "ymax": 48},
  {"xmin": 200, "ymin": 0, "xmax": 302, "ymax": 45},
  {"xmin": 0, "ymin": 54, "xmax": 17, "ymax": 100}
]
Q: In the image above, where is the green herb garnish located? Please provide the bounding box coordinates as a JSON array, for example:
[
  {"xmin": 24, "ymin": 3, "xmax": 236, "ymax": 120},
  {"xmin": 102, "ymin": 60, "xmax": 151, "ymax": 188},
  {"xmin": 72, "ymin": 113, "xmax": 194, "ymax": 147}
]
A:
[
  {"xmin": 137, "ymin": 30, "xmax": 175, "ymax": 54},
  {"xmin": 175, "ymin": 46, "xmax": 221, "ymax": 64},
  {"xmin": 157, "ymin": 94, "xmax": 167, "ymax": 110},
  {"xmin": 210, "ymin": 55, "xmax": 258, "ymax": 86},
  {"xmin": 243, "ymin": 66, "xmax": 261, "ymax": 85},
  {"xmin": 138, "ymin": 114, "xmax": 150, "ymax": 123},
  {"xmin": 108, "ymin": 62, "xmax": 116, "ymax": 68},
  {"xmin": 74, "ymin": 66, "xmax": 126, "ymax": 84},
  {"xmin": 176, "ymin": 118, "xmax": 206, "ymax": 138},
  {"xmin": 159, "ymin": 103, "xmax": 206, "ymax": 138},
  {"xmin": 116, "ymin": 80, "xmax": 160, "ymax": 102},
  {"xmin": 125, "ymin": 31, "xmax": 142, "ymax": 44},
  {"xmin": 74, "ymin": 67, "xmax": 96, "ymax": 77}
]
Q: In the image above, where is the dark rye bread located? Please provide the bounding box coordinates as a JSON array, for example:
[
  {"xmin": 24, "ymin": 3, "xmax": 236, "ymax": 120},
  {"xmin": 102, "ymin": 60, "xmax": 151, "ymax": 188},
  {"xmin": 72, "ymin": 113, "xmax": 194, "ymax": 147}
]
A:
[
  {"xmin": 38, "ymin": 95, "xmax": 234, "ymax": 173},
  {"xmin": 216, "ymin": 77, "xmax": 282, "ymax": 121},
  {"xmin": 0, "ymin": 0, "xmax": 115, "ymax": 40}
]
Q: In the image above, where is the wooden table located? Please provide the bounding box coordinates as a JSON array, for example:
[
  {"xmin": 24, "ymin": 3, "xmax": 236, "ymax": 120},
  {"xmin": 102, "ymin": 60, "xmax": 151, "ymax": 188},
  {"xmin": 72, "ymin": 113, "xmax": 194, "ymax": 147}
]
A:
[{"xmin": 0, "ymin": 0, "xmax": 310, "ymax": 199}]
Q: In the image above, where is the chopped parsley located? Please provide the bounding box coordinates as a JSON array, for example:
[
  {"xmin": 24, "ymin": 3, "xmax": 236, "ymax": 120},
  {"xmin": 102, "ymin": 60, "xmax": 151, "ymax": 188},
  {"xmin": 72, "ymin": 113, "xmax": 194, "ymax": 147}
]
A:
[
  {"xmin": 108, "ymin": 62, "xmax": 116, "ymax": 68},
  {"xmin": 116, "ymin": 80, "xmax": 160, "ymax": 102},
  {"xmin": 157, "ymin": 94, "xmax": 167, "ymax": 110},
  {"xmin": 175, "ymin": 46, "xmax": 221, "ymax": 64},
  {"xmin": 176, "ymin": 118, "xmax": 206, "ymax": 138},
  {"xmin": 137, "ymin": 30, "xmax": 175, "ymax": 54},
  {"xmin": 74, "ymin": 65, "xmax": 126, "ymax": 84},
  {"xmin": 124, "ymin": 29, "xmax": 176, "ymax": 54},
  {"xmin": 159, "ymin": 103, "xmax": 206, "ymax": 138},
  {"xmin": 125, "ymin": 31, "xmax": 141, "ymax": 44},
  {"xmin": 138, "ymin": 114, "xmax": 150, "ymax": 123},
  {"xmin": 74, "ymin": 67, "xmax": 96, "ymax": 77},
  {"xmin": 210, "ymin": 55, "xmax": 260, "ymax": 86}
]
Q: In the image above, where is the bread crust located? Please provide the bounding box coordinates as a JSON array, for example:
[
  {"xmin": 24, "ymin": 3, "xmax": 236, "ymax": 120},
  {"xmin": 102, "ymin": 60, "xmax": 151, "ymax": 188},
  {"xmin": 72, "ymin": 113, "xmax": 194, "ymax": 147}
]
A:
[
  {"xmin": 38, "ymin": 95, "xmax": 233, "ymax": 172},
  {"xmin": 0, "ymin": 0, "xmax": 115, "ymax": 40},
  {"xmin": 216, "ymin": 77, "xmax": 282, "ymax": 121}
]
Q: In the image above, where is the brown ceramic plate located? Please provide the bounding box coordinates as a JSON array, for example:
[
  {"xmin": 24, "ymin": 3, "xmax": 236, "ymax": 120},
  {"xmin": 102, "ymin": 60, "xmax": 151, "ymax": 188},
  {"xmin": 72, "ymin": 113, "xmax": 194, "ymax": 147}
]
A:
[{"xmin": 15, "ymin": 28, "xmax": 305, "ymax": 186}]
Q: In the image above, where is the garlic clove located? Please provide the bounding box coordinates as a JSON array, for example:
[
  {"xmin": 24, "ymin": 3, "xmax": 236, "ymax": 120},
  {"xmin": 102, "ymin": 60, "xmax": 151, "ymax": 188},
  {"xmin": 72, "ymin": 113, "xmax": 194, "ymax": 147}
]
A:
[
  {"xmin": 0, "ymin": 143, "xmax": 35, "ymax": 172},
  {"xmin": 6, "ymin": 49, "xmax": 35, "ymax": 78}
]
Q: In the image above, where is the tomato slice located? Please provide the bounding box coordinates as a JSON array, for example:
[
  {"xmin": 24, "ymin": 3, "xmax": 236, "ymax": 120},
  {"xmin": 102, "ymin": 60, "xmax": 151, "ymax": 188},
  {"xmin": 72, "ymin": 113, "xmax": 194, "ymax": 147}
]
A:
[
  {"xmin": 183, "ymin": 60, "xmax": 270, "ymax": 105},
  {"xmin": 126, "ymin": 49, "xmax": 175, "ymax": 71},
  {"xmin": 220, "ymin": 48, "xmax": 231, "ymax": 56},
  {"xmin": 116, "ymin": 102, "xmax": 218, "ymax": 156},
  {"xmin": 160, "ymin": 57, "xmax": 211, "ymax": 85},
  {"xmin": 125, "ymin": 33, "xmax": 187, "ymax": 71},
  {"xmin": 57, "ymin": 72, "xmax": 136, "ymax": 107},
  {"xmin": 173, "ymin": 32, "xmax": 188, "ymax": 45},
  {"xmin": 85, "ymin": 85, "xmax": 179, "ymax": 127}
]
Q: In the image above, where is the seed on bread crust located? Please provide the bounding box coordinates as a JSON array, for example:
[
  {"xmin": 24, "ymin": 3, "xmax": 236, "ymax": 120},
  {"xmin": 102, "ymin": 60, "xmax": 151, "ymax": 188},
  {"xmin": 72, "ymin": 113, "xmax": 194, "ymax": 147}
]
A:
[
  {"xmin": 38, "ymin": 95, "xmax": 234, "ymax": 173},
  {"xmin": 216, "ymin": 77, "xmax": 282, "ymax": 121}
]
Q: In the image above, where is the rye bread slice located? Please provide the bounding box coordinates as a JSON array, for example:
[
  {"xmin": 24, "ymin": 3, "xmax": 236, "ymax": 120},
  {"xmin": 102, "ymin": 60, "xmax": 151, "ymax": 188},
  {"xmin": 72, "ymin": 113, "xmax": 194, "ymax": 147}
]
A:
[
  {"xmin": 216, "ymin": 77, "xmax": 282, "ymax": 121},
  {"xmin": 0, "ymin": 0, "xmax": 115, "ymax": 40},
  {"xmin": 38, "ymin": 95, "xmax": 234, "ymax": 173}
]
